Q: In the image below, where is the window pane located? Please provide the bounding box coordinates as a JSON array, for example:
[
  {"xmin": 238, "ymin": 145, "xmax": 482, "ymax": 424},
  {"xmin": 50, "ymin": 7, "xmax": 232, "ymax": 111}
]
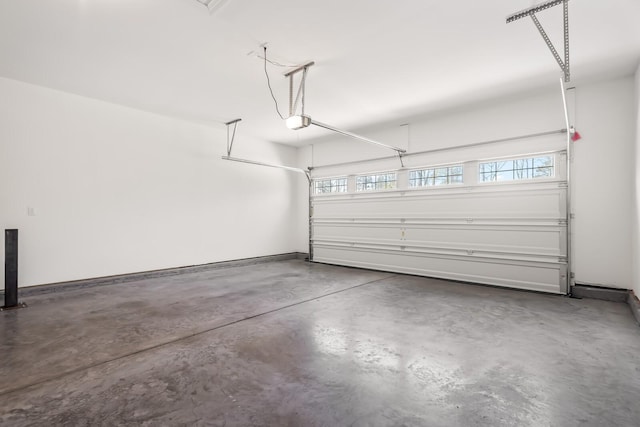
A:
[
  {"xmin": 534, "ymin": 156, "xmax": 553, "ymax": 167},
  {"xmin": 409, "ymin": 165, "xmax": 463, "ymax": 187},
  {"xmin": 497, "ymin": 170, "xmax": 513, "ymax": 181},
  {"xmin": 450, "ymin": 174, "xmax": 463, "ymax": 183},
  {"xmin": 481, "ymin": 162, "xmax": 498, "ymax": 174},
  {"xmin": 355, "ymin": 173, "xmax": 396, "ymax": 192},
  {"xmin": 497, "ymin": 161, "xmax": 513, "ymax": 172},
  {"xmin": 435, "ymin": 168, "xmax": 448, "ymax": 178},
  {"xmin": 479, "ymin": 155, "xmax": 555, "ymax": 183},
  {"xmin": 480, "ymin": 171, "xmax": 496, "ymax": 182},
  {"xmin": 534, "ymin": 167, "xmax": 553, "ymax": 177},
  {"xmin": 314, "ymin": 177, "xmax": 348, "ymax": 194}
]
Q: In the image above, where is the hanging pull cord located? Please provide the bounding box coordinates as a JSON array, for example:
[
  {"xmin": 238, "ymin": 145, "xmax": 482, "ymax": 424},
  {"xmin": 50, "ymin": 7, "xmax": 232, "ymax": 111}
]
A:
[{"xmin": 263, "ymin": 47, "xmax": 285, "ymax": 120}]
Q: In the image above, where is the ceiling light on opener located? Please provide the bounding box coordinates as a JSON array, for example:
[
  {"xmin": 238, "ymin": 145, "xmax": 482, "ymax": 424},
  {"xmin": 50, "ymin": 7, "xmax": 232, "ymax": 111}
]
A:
[{"xmin": 286, "ymin": 115, "xmax": 312, "ymax": 130}]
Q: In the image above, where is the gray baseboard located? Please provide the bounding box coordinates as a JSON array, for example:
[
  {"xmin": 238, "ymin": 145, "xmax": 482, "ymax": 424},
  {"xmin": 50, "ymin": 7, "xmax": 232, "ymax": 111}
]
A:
[
  {"xmin": 7, "ymin": 252, "xmax": 308, "ymax": 297},
  {"xmin": 628, "ymin": 291, "xmax": 640, "ymax": 326},
  {"xmin": 571, "ymin": 284, "xmax": 640, "ymax": 327},
  {"xmin": 10, "ymin": 259, "xmax": 637, "ymax": 328},
  {"xmin": 570, "ymin": 284, "xmax": 629, "ymax": 303}
]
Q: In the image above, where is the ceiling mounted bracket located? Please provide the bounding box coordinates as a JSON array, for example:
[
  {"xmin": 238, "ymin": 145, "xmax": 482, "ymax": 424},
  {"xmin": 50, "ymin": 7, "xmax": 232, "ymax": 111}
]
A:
[
  {"xmin": 225, "ymin": 118, "xmax": 241, "ymax": 157},
  {"xmin": 507, "ymin": 0, "xmax": 571, "ymax": 82},
  {"xmin": 285, "ymin": 61, "xmax": 315, "ymax": 118}
]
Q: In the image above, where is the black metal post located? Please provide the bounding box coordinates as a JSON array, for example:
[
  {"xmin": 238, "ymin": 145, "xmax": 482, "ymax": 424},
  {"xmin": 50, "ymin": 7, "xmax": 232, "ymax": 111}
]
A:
[{"xmin": 4, "ymin": 229, "xmax": 18, "ymax": 308}]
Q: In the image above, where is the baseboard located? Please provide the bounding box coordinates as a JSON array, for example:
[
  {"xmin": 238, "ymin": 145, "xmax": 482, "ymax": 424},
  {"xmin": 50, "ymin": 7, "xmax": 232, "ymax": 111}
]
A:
[
  {"xmin": 628, "ymin": 291, "xmax": 640, "ymax": 326},
  {"xmin": 570, "ymin": 283, "xmax": 629, "ymax": 303},
  {"xmin": 7, "ymin": 253, "xmax": 307, "ymax": 297}
]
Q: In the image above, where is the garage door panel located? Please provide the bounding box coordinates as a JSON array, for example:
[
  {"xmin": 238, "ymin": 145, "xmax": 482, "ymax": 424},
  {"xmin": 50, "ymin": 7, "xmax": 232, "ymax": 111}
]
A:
[
  {"xmin": 313, "ymin": 245, "xmax": 566, "ymax": 294},
  {"xmin": 313, "ymin": 223, "xmax": 565, "ymax": 256},
  {"xmin": 313, "ymin": 186, "xmax": 566, "ymax": 220}
]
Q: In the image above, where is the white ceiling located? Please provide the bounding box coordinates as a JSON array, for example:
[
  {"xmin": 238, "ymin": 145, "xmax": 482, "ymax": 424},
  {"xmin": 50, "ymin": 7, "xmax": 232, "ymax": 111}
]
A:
[{"xmin": 1, "ymin": 0, "xmax": 639, "ymax": 146}]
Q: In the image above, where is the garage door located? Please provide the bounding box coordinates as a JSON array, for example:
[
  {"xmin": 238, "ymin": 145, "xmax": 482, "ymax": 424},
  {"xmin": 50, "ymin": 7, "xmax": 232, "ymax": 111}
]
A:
[{"xmin": 310, "ymin": 134, "xmax": 568, "ymax": 294}]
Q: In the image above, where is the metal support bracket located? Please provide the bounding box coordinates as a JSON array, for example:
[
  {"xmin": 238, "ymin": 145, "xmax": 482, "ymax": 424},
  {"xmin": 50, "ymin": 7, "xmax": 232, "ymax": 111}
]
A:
[
  {"xmin": 225, "ymin": 118, "xmax": 241, "ymax": 157},
  {"xmin": 285, "ymin": 61, "xmax": 315, "ymax": 118},
  {"xmin": 507, "ymin": 0, "xmax": 571, "ymax": 82}
]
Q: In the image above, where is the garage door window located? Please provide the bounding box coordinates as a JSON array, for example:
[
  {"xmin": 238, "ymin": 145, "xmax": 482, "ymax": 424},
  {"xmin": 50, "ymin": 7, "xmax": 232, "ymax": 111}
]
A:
[
  {"xmin": 479, "ymin": 156, "xmax": 554, "ymax": 183},
  {"xmin": 409, "ymin": 165, "xmax": 463, "ymax": 187},
  {"xmin": 314, "ymin": 177, "xmax": 348, "ymax": 194},
  {"xmin": 356, "ymin": 173, "xmax": 397, "ymax": 191}
]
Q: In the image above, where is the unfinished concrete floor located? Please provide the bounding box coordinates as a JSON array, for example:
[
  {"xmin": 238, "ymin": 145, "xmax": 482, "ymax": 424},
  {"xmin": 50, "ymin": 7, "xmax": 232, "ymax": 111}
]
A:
[{"xmin": 1, "ymin": 259, "xmax": 639, "ymax": 426}]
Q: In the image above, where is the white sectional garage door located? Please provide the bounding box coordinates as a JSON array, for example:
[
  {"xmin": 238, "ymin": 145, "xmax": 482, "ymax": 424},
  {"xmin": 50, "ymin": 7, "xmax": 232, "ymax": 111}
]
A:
[{"xmin": 310, "ymin": 135, "xmax": 569, "ymax": 294}]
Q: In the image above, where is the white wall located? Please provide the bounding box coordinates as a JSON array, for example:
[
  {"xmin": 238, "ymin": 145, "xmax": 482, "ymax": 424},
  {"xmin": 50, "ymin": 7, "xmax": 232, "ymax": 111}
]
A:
[
  {"xmin": 0, "ymin": 77, "xmax": 300, "ymax": 288},
  {"xmin": 298, "ymin": 76, "xmax": 636, "ymax": 289},
  {"xmin": 633, "ymin": 64, "xmax": 640, "ymax": 296},
  {"xmin": 572, "ymin": 77, "xmax": 635, "ymax": 289}
]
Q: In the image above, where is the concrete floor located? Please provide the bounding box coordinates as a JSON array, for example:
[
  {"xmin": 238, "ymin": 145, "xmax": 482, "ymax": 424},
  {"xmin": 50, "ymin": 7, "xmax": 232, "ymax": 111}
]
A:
[{"xmin": 1, "ymin": 260, "xmax": 639, "ymax": 426}]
